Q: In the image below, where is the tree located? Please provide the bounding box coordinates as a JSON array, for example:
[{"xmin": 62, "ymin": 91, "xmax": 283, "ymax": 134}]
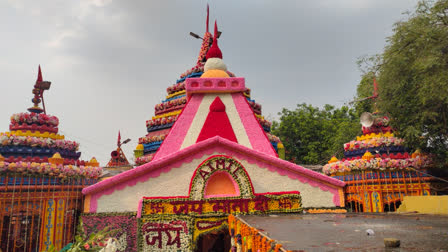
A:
[
  {"xmin": 272, "ymin": 104, "xmax": 360, "ymax": 165},
  {"xmin": 354, "ymin": 72, "xmax": 376, "ymax": 116},
  {"xmin": 370, "ymin": 0, "xmax": 448, "ymax": 168}
]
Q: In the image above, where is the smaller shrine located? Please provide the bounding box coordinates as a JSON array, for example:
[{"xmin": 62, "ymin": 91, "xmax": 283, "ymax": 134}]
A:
[
  {"xmin": 323, "ymin": 93, "xmax": 433, "ymax": 212},
  {"xmin": 0, "ymin": 66, "xmax": 102, "ymax": 251},
  {"xmin": 101, "ymin": 131, "xmax": 132, "ymax": 179}
]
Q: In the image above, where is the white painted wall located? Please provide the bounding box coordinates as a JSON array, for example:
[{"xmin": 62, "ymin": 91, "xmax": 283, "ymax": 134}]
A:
[{"xmin": 94, "ymin": 152, "xmax": 337, "ymax": 212}]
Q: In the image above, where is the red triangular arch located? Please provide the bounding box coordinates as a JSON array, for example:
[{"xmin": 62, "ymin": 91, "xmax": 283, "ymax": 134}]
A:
[{"xmin": 196, "ymin": 97, "xmax": 237, "ymax": 143}]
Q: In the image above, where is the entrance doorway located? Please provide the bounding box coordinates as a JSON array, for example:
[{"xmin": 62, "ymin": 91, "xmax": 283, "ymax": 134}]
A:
[{"xmin": 195, "ymin": 228, "xmax": 231, "ymax": 252}]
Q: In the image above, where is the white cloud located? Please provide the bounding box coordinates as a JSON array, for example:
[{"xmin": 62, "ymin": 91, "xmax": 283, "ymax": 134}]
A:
[{"xmin": 45, "ymin": 27, "xmax": 84, "ymax": 48}]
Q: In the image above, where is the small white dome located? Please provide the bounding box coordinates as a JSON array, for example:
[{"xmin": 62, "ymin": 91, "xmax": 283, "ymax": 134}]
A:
[{"xmin": 204, "ymin": 58, "xmax": 227, "ymax": 72}]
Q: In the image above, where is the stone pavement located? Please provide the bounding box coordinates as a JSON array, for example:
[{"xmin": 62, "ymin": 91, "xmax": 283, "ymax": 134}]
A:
[{"xmin": 239, "ymin": 213, "xmax": 448, "ymax": 251}]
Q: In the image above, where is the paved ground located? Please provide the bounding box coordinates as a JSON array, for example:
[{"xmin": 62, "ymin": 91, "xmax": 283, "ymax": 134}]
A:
[{"xmin": 239, "ymin": 213, "xmax": 448, "ymax": 251}]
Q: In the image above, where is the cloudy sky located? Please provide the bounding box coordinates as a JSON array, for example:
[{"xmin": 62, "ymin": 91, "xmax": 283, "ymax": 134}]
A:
[{"xmin": 0, "ymin": 0, "xmax": 418, "ymax": 165}]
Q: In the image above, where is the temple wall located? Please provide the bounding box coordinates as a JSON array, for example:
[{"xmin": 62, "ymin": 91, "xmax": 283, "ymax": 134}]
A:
[
  {"xmin": 90, "ymin": 150, "xmax": 341, "ymax": 213},
  {"xmin": 240, "ymin": 160, "xmax": 338, "ymax": 208},
  {"xmin": 94, "ymin": 155, "xmax": 207, "ymax": 213}
]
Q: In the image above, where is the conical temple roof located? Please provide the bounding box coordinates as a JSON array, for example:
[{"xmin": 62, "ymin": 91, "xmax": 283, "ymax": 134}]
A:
[
  {"xmin": 323, "ymin": 112, "xmax": 431, "ymax": 175},
  {"xmin": 0, "ymin": 66, "xmax": 102, "ymax": 179},
  {"xmin": 134, "ymin": 9, "xmax": 283, "ymax": 165}
]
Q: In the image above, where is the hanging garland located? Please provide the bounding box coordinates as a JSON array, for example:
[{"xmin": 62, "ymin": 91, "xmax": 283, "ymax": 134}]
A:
[
  {"xmin": 322, "ymin": 156, "xmax": 431, "ymax": 175},
  {"xmin": 344, "ymin": 136, "xmax": 404, "ymax": 151},
  {"xmin": 138, "ymin": 133, "xmax": 167, "ymax": 145},
  {"xmin": 0, "ymin": 161, "xmax": 102, "ymax": 179},
  {"xmin": 135, "ymin": 154, "xmax": 155, "ymax": 165},
  {"xmin": 228, "ymin": 214, "xmax": 290, "ymax": 252},
  {"xmin": 5, "ymin": 130, "xmax": 65, "ymax": 140},
  {"xmin": 0, "ymin": 134, "xmax": 79, "ymax": 151},
  {"xmin": 10, "ymin": 112, "xmax": 59, "ymax": 127}
]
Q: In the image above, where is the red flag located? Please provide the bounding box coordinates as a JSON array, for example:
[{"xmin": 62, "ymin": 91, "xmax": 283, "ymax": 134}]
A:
[
  {"xmin": 205, "ymin": 21, "xmax": 222, "ymax": 60},
  {"xmin": 206, "ymin": 4, "xmax": 209, "ymax": 32},
  {"xmin": 37, "ymin": 65, "xmax": 43, "ymax": 83},
  {"xmin": 117, "ymin": 131, "xmax": 121, "ymax": 146}
]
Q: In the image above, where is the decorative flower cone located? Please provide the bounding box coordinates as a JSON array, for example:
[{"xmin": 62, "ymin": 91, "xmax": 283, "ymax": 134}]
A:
[{"xmin": 0, "ymin": 66, "xmax": 102, "ymax": 179}]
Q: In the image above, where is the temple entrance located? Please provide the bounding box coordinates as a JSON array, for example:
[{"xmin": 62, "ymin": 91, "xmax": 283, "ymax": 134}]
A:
[
  {"xmin": 1, "ymin": 214, "xmax": 41, "ymax": 252},
  {"xmin": 195, "ymin": 228, "xmax": 231, "ymax": 252}
]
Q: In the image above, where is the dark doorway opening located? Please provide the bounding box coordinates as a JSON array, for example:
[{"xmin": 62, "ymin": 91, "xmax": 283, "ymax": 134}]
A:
[
  {"xmin": 347, "ymin": 201, "xmax": 364, "ymax": 212},
  {"xmin": 195, "ymin": 228, "xmax": 231, "ymax": 252},
  {"xmin": 384, "ymin": 201, "xmax": 401, "ymax": 212}
]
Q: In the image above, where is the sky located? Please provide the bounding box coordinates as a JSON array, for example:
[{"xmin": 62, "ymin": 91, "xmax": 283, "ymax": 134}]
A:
[{"xmin": 0, "ymin": 0, "xmax": 418, "ymax": 165}]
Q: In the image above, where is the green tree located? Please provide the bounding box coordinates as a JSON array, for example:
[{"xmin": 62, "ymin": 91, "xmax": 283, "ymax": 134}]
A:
[
  {"xmin": 372, "ymin": 0, "xmax": 448, "ymax": 167},
  {"xmin": 354, "ymin": 72, "xmax": 376, "ymax": 116},
  {"xmin": 272, "ymin": 104, "xmax": 360, "ymax": 165}
]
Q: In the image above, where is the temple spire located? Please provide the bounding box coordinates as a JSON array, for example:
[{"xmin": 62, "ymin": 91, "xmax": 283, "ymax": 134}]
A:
[
  {"xmin": 28, "ymin": 65, "xmax": 46, "ymax": 114},
  {"xmin": 118, "ymin": 130, "xmax": 121, "ymax": 147},
  {"xmin": 206, "ymin": 21, "xmax": 223, "ymax": 60},
  {"xmin": 206, "ymin": 4, "xmax": 210, "ymax": 33},
  {"xmin": 36, "ymin": 65, "xmax": 43, "ymax": 84}
]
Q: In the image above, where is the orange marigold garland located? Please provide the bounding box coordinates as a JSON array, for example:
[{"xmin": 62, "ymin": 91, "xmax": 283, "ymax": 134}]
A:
[{"xmin": 228, "ymin": 214, "xmax": 294, "ymax": 251}]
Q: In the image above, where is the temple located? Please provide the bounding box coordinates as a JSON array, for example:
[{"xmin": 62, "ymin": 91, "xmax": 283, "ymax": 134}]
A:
[
  {"xmin": 0, "ymin": 66, "xmax": 102, "ymax": 251},
  {"xmin": 323, "ymin": 84, "xmax": 434, "ymax": 212},
  {"xmin": 82, "ymin": 11, "xmax": 345, "ymax": 251},
  {"xmin": 101, "ymin": 131, "xmax": 132, "ymax": 179},
  {"xmin": 133, "ymin": 6, "xmax": 284, "ymax": 166}
]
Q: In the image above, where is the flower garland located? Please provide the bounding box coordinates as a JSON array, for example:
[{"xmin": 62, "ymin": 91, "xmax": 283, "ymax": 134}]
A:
[
  {"xmin": 135, "ymin": 154, "xmax": 154, "ymax": 165},
  {"xmin": 146, "ymin": 114, "xmax": 179, "ymax": 128},
  {"xmin": 10, "ymin": 112, "xmax": 59, "ymax": 127},
  {"xmin": 167, "ymin": 82, "xmax": 186, "ymax": 95},
  {"xmin": 228, "ymin": 214, "xmax": 286, "ymax": 252},
  {"xmin": 142, "ymin": 193, "xmax": 302, "ymax": 218},
  {"xmin": 244, "ymin": 88, "xmax": 251, "ymax": 98},
  {"xmin": 0, "ymin": 134, "xmax": 79, "ymax": 151},
  {"xmin": 189, "ymin": 155, "xmax": 254, "ymax": 200},
  {"xmin": 266, "ymin": 132, "xmax": 281, "ymax": 143},
  {"xmin": 192, "ymin": 216, "xmax": 228, "ymax": 249},
  {"xmin": 165, "ymin": 90, "xmax": 186, "ymax": 100},
  {"xmin": 322, "ymin": 156, "xmax": 431, "ymax": 175},
  {"xmin": 0, "ymin": 161, "xmax": 102, "ymax": 179},
  {"xmin": 356, "ymin": 131, "xmax": 394, "ymax": 141},
  {"xmin": 256, "ymin": 116, "xmax": 272, "ymax": 129},
  {"xmin": 154, "ymin": 97, "xmax": 187, "ymax": 115},
  {"xmin": 344, "ymin": 136, "xmax": 404, "ymax": 151},
  {"xmin": 179, "ymin": 65, "xmax": 204, "ymax": 80},
  {"xmin": 306, "ymin": 208, "xmax": 347, "ymax": 214},
  {"xmin": 82, "ymin": 212, "xmax": 137, "ymax": 252},
  {"xmin": 138, "ymin": 133, "xmax": 167, "ymax": 145},
  {"xmin": 247, "ymin": 100, "xmax": 261, "ymax": 114},
  {"xmin": 152, "ymin": 110, "xmax": 182, "ymax": 120},
  {"xmin": 6, "ymin": 130, "xmax": 64, "ymax": 140},
  {"xmin": 194, "ymin": 32, "xmax": 212, "ymax": 66}
]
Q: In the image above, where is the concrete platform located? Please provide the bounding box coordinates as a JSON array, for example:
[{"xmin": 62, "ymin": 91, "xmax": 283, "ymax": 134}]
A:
[{"xmin": 239, "ymin": 213, "xmax": 448, "ymax": 251}]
